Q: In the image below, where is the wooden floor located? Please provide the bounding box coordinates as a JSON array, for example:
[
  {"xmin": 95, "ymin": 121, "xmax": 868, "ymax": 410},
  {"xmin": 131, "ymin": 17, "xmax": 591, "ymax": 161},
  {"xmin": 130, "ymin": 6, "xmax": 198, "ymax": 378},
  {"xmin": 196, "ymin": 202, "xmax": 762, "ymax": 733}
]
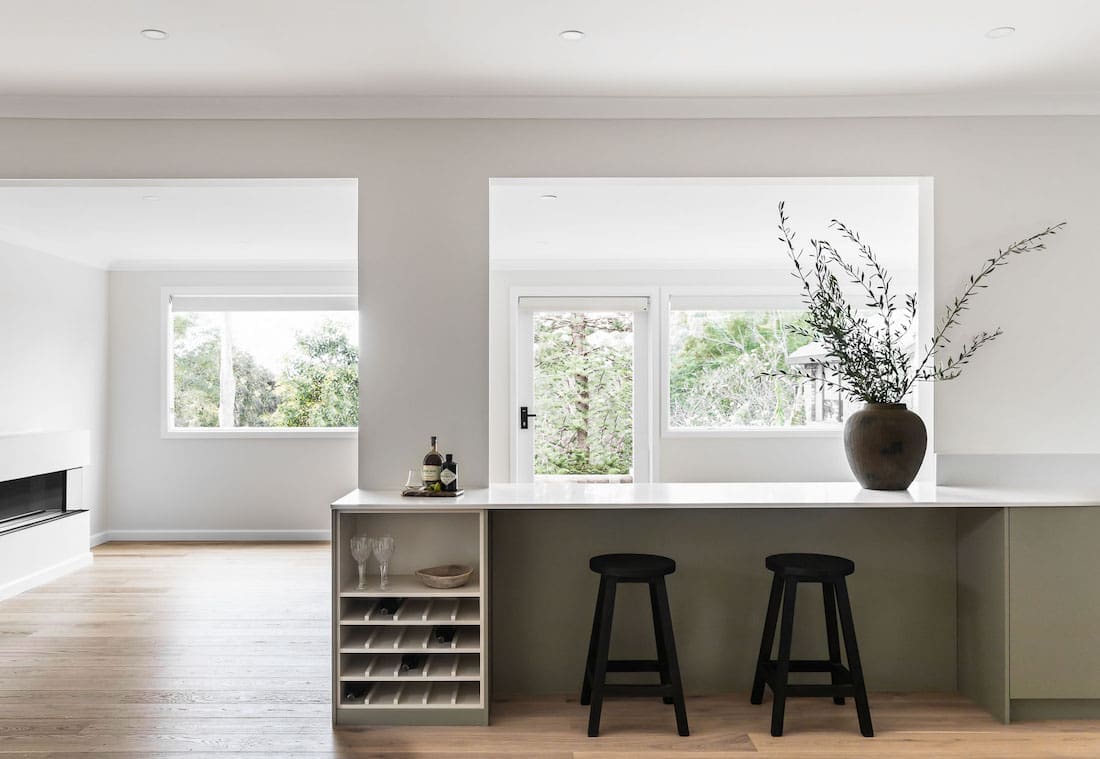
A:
[{"xmin": 2, "ymin": 542, "xmax": 1100, "ymax": 758}]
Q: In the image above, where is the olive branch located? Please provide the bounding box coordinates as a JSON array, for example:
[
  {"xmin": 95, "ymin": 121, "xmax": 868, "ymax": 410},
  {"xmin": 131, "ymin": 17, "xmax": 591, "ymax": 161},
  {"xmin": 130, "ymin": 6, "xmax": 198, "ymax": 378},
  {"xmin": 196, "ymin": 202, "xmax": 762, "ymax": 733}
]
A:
[{"xmin": 766, "ymin": 202, "xmax": 1065, "ymax": 404}]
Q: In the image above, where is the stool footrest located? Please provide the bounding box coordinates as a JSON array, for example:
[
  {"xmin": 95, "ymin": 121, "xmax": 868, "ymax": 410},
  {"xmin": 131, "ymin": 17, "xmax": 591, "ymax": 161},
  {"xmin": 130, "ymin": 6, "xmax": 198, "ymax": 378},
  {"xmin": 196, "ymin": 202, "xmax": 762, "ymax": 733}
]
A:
[
  {"xmin": 759, "ymin": 659, "xmax": 855, "ymax": 698},
  {"xmin": 762, "ymin": 659, "xmax": 851, "ymax": 677},
  {"xmin": 606, "ymin": 659, "xmax": 662, "ymax": 673}
]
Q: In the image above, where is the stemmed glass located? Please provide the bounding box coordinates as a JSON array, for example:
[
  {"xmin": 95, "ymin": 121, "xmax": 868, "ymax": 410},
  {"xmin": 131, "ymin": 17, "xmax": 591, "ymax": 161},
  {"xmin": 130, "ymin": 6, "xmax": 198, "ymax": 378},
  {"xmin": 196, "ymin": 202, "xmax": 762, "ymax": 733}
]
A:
[
  {"xmin": 350, "ymin": 536, "xmax": 374, "ymax": 591},
  {"xmin": 372, "ymin": 535, "xmax": 395, "ymax": 591}
]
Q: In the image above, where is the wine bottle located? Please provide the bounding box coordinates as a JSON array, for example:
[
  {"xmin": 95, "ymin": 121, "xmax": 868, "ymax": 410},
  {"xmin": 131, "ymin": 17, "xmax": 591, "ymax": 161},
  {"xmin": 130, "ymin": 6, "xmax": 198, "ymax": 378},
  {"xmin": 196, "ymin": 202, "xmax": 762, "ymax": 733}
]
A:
[
  {"xmin": 422, "ymin": 436, "xmax": 443, "ymax": 488},
  {"xmin": 440, "ymin": 454, "xmax": 458, "ymax": 492},
  {"xmin": 400, "ymin": 654, "xmax": 422, "ymax": 672},
  {"xmin": 375, "ymin": 598, "xmax": 402, "ymax": 616},
  {"xmin": 433, "ymin": 625, "xmax": 457, "ymax": 644}
]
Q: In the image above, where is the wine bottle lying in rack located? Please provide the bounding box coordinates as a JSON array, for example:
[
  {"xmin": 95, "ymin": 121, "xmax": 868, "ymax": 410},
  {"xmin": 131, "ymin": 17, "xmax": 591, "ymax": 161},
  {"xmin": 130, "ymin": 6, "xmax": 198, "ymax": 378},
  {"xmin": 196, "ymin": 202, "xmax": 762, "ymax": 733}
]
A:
[
  {"xmin": 375, "ymin": 598, "xmax": 403, "ymax": 616},
  {"xmin": 400, "ymin": 654, "xmax": 422, "ymax": 672},
  {"xmin": 433, "ymin": 625, "xmax": 457, "ymax": 644}
]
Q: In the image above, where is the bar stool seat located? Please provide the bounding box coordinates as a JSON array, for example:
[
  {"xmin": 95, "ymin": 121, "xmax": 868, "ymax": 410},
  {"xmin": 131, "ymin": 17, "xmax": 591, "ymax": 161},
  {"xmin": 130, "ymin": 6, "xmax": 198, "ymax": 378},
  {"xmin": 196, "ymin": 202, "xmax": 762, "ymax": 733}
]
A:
[
  {"xmin": 581, "ymin": 553, "xmax": 689, "ymax": 737},
  {"xmin": 765, "ymin": 552, "xmax": 855, "ymax": 578},
  {"xmin": 751, "ymin": 552, "xmax": 873, "ymax": 738},
  {"xmin": 590, "ymin": 553, "xmax": 676, "ymax": 578}
]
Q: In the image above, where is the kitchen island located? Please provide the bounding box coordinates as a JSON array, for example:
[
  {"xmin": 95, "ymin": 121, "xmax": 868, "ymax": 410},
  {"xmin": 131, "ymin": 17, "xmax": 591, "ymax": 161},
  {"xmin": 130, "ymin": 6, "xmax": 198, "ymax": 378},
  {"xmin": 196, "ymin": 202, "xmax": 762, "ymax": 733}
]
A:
[{"xmin": 331, "ymin": 482, "xmax": 1100, "ymax": 726}]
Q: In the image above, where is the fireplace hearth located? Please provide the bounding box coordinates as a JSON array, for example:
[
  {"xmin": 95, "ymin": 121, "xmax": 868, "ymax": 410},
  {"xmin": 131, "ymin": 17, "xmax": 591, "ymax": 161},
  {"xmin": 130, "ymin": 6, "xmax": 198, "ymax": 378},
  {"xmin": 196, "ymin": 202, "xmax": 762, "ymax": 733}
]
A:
[{"xmin": 0, "ymin": 470, "xmax": 68, "ymax": 531}]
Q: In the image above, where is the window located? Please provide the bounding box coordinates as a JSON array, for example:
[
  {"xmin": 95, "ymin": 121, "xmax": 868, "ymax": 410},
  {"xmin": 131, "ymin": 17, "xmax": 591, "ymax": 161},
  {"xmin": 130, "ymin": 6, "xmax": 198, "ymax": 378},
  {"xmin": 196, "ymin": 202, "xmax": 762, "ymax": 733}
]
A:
[
  {"xmin": 667, "ymin": 299, "xmax": 860, "ymax": 431},
  {"xmin": 166, "ymin": 291, "xmax": 358, "ymax": 435}
]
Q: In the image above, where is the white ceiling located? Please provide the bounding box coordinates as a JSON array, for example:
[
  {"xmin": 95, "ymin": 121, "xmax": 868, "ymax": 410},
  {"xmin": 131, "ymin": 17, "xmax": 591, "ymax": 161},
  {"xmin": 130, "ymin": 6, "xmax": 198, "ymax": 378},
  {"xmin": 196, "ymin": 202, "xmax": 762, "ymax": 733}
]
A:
[
  {"xmin": 1, "ymin": 1, "xmax": 1099, "ymax": 117},
  {"xmin": 0, "ymin": 180, "xmax": 358, "ymax": 270},
  {"xmin": 490, "ymin": 179, "xmax": 919, "ymax": 285}
]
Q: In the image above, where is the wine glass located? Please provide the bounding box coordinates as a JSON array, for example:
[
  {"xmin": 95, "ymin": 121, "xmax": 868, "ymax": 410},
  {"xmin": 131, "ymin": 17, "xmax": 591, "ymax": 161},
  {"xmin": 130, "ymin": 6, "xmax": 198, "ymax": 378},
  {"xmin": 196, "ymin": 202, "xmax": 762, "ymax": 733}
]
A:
[
  {"xmin": 372, "ymin": 535, "xmax": 395, "ymax": 590},
  {"xmin": 350, "ymin": 536, "xmax": 374, "ymax": 591}
]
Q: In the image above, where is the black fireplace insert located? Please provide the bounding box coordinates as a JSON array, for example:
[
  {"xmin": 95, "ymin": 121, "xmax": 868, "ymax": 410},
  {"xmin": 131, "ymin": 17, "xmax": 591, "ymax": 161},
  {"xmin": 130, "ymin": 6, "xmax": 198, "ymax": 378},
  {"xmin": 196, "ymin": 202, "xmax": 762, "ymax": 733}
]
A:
[{"xmin": 0, "ymin": 470, "xmax": 68, "ymax": 528}]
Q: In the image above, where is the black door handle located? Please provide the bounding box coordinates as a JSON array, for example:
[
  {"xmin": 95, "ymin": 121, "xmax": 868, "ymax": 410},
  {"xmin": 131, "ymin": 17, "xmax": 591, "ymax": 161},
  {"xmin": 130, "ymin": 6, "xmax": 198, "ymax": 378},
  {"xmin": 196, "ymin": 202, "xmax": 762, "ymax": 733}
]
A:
[{"xmin": 520, "ymin": 406, "xmax": 537, "ymax": 430}]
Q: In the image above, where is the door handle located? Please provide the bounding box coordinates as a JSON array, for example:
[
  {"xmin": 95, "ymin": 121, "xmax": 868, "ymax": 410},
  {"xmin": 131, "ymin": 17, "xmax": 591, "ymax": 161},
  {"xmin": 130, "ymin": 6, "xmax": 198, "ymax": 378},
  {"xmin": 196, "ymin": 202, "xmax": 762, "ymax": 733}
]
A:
[{"xmin": 520, "ymin": 406, "xmax": 537, "ymax": 430}]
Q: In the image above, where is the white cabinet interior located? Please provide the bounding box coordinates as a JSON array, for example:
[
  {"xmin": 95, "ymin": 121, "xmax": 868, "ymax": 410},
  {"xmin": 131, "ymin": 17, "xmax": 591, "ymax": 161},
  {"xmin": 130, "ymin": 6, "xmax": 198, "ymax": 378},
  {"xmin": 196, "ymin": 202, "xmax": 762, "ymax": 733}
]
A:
[{"xmin": 331, "ymin": 508, "xmax": 488, "ymax": 725}]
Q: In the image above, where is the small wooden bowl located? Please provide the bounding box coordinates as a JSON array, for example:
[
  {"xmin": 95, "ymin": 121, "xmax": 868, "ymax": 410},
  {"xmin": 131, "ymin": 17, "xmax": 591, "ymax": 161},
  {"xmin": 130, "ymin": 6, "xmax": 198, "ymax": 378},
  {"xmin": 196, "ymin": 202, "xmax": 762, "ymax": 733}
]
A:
[{"xmin": 415, "ymin": 564, "xmax": 473, "ymax": 589}]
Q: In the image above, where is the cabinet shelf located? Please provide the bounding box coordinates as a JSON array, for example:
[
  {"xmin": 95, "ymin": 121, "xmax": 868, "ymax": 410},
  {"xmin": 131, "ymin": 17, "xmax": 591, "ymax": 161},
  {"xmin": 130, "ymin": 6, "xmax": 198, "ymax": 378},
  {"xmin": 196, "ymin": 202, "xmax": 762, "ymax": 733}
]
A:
[
  {"xmin": 340, "ymin": 653, "xmax": 480, "ymax": 681},
  {"xmin": 339, "ymin": 681, "xmax": 481, "ymax": 709},
  {"xmin": 340, "ymin": 574, "xmax": 479, "ymax": 598},
  {"xmin": 333, "ymin": 509, "xmax": 487, "ymax": 724},
  {"xmin": 340, "ymin": 597, "xmax": 479, "ymax": 625},
  {"xmin": 341, "ymin": 625, "xmax": 480, "ymax": 653}
]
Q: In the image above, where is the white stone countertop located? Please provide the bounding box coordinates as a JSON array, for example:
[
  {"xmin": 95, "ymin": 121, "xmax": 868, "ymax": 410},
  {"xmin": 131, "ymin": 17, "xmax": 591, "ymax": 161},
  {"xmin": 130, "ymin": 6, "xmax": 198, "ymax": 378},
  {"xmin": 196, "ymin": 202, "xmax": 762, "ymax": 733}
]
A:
[{"xmin": 332, "ymin": 481, "xmax": 1100, "ymax": 510}]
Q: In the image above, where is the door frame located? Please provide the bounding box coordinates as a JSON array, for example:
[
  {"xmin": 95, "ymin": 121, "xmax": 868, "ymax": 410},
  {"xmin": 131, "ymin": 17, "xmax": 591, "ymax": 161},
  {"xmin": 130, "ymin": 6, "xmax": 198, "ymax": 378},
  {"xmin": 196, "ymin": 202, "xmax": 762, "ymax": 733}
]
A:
[{"xmin": 508, "ymin": 285, "xmax": 659, "ymax": 483}]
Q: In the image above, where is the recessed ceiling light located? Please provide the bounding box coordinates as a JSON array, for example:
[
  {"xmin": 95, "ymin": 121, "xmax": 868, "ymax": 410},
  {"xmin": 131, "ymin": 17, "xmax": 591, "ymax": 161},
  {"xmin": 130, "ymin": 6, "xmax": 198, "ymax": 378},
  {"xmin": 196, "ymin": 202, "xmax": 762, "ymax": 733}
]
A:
[
  {"xmin": 985, "ymin": 26, "xmax": 1016, "ymax": 39},
  {"xmin": 141, "ymin": 28, "xmax": 169, "ymax": 40},
  {"xmin": 559, "ymin": 30, "xmax": 585, "ymax": 41},
  {"xmin": 540, "ymin": 194, "xmax": 558, "ymax": 200},
  {"xmin": 142, "ymin": 195, "xmax": 160, "ymax": 202}
]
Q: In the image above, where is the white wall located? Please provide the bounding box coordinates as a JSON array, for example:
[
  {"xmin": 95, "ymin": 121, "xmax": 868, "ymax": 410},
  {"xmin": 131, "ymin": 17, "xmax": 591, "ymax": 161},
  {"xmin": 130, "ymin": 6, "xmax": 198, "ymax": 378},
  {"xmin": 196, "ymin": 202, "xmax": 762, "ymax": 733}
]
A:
[
  {"xmin": 0, "ymin": 241, "xmax": 108, "ymax": 533},
  {"xmin": 0, "ymin": 117, "xmax": 1095, "ymax": 490},
  {"xmin": 106, "ymin": 269, "xmax": 357, "ymax": 537}
]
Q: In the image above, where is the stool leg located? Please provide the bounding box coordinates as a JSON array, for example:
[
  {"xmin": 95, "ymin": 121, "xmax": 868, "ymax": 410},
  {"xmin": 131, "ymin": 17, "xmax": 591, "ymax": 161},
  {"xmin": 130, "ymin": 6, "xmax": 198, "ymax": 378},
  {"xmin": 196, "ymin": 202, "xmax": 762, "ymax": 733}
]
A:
[
  {"xmin": 834, "ymin": 577, "xmax": 874, "ymax": 738},
  {"xmin": 652, "ymin": 577, "xmax": 689, "ymax": 736},
  {"xmin": 587, "ymin": 577, "xmax": 617, "ymax": 738},
  {"xmin": 822, "ymin": 582, "xmax": 845, "ymax": 706},
  {"xmin": 648, "ymin": 580, "xmax": 673, "ymax": 705},
  {"xmin": 580, "ymin": 575, "xmax": 608, "ymax": 706},
  {"xmin": 751, "ymin": 573, "xmax": 784, "ymax": 705},
  {"xmin": 771, "ymin": 576, "xmax": 798, "ymax": 738}
]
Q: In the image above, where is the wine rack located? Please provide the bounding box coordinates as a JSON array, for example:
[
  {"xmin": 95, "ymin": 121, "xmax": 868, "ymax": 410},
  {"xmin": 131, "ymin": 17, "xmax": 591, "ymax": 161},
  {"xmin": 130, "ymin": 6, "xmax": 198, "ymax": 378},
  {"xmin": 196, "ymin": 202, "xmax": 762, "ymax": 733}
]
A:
[{"xmin": 332, "ymin": 508, "xmax": 487, "ymax": 726}]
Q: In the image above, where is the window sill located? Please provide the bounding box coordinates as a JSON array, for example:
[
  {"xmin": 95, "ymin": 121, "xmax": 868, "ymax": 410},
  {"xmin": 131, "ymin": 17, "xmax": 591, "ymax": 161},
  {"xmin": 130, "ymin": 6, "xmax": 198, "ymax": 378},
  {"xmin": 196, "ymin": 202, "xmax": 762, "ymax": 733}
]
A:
[
  {"xmin": 163, "ymin": 427, "xmax": 358, "ymax": 440},
  {"xmin": 662, "ymin": 426, "xmax": 844, "ymax": 439}
]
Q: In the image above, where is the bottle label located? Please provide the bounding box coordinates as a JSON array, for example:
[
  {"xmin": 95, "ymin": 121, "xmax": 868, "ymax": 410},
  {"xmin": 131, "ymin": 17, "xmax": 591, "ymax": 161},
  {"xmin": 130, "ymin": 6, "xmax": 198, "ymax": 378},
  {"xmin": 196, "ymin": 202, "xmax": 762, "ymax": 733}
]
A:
[
  {"xmin": 422, "ymin": 465, "xmax": 441, "ymax": 483},
  {"xmin": 440, "ymin": 469, "xmax": 457, "ymax": 486}
]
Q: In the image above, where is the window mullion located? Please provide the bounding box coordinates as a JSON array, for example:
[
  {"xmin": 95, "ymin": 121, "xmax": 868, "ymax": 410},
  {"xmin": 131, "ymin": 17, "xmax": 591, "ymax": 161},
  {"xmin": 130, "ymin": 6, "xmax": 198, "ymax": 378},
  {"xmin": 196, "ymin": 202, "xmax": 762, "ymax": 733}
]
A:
[{"xmin": 219, "ymin": 312, "xmax": 236, "ymax": 428}]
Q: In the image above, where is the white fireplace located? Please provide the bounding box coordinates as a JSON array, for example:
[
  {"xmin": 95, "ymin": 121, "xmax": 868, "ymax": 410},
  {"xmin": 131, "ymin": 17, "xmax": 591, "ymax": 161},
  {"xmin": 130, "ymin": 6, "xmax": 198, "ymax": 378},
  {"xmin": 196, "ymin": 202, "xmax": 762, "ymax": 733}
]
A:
[{"xmin": 0, "ymin": 430, "xmax": 92, "ymax": 600}]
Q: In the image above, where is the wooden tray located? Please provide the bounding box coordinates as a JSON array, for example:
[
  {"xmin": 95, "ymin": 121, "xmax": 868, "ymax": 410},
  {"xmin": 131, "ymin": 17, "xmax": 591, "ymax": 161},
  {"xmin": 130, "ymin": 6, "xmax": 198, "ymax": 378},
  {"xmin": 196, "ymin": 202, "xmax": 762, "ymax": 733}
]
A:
[{"xmin": 401, "ymin": 487, "xmax": 465, "ymax": 498}]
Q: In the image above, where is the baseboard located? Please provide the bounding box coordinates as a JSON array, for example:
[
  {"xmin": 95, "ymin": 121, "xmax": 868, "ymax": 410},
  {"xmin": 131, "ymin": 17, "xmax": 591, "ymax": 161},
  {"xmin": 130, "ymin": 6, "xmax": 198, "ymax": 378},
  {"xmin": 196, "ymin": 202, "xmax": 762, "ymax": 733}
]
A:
[
  {"xmin": 1011, "ymin": 699, "xmax": 1100, "ymax": 721},
  {"xmin": 96, "ymin": 529, "xmax": 331, "ymax": 542},
  {"xmin": 90, "ymin": 531, "xmax": 110, "ymax": 547},
  {"xmin": 0, "ymin": 551, "xmax": 93, "ymax": 601}
]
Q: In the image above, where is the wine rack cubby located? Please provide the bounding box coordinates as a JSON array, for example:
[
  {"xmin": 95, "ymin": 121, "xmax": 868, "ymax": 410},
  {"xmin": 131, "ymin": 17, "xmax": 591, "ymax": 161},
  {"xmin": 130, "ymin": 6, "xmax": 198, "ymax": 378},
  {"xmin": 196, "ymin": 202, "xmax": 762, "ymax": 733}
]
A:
[{"xmin": 332, "ymin": 508, "xmax": 487, "ymax": 725}]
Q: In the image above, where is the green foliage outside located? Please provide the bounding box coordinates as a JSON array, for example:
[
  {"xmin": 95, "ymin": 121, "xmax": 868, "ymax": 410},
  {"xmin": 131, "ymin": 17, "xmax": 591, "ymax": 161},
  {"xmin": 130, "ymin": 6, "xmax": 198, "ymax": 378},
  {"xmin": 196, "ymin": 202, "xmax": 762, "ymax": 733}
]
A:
[
  {"xmin": 275, "ymin": 319, "xmax": 359, "ymax": 427},
  {"xmin": 172, "ymin": 314, "xmax": 358, "ymax": 428},
  {"xmin": 533, "ymin": 312, "xmax": 633, "ymax": 476},
  {"xmin": 668, "ymin": 311, "xmax": 813, "ymax": 428},
  {"xmin": 172, "ymin": 313, "xmax": 222, "ymax": 427}
]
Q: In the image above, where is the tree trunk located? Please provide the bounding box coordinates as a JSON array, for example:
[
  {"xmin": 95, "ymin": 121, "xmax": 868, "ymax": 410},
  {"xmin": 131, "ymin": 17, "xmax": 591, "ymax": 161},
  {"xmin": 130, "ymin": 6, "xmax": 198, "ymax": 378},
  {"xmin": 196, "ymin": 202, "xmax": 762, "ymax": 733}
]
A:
[{"xmin": 570, "ymin": 314, "xmax": 590, "ymax": 469}]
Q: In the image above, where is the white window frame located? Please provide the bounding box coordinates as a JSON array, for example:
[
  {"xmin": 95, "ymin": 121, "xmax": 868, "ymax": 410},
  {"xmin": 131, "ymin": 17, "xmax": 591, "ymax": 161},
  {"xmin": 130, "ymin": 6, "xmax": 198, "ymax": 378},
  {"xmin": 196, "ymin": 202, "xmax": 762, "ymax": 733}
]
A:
[
  {"xmin": 662, "ymin": 286, "xmax": 858, "ymax": 439},
  {"xmin": 509, "ymin": 286, "xmax": 659, "ymax": 483},
  {"xmin": 161, "ymin": 285, "xmax": 359, "ymax": 439}
]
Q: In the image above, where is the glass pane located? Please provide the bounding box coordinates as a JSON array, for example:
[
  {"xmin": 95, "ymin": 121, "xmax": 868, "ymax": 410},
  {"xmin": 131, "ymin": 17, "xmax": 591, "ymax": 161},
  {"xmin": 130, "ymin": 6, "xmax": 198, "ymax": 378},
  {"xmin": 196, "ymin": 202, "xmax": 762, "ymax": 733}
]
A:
[
  {"xmin": 533, "ymin": 311, "xmax": 633, "ymax": 480},
  {"xmin": 668, "ymin": 309, "xmax": 856, "ymax": 429},
  {"xmin": 172, "ymin": 312, "xmax": 222, "ymax": 428},
  {"xmin": 229, "ymin": 311, "xmax": 359, "ymax": 428}
]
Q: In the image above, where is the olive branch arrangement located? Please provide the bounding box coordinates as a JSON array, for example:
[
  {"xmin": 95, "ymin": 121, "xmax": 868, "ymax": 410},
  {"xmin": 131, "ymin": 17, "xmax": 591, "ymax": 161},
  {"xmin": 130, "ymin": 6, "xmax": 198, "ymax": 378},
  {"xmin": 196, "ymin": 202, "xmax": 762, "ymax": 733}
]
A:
[{"xmin": 768, "ymin": 202, "xmax": 1065, "ymax": 404}]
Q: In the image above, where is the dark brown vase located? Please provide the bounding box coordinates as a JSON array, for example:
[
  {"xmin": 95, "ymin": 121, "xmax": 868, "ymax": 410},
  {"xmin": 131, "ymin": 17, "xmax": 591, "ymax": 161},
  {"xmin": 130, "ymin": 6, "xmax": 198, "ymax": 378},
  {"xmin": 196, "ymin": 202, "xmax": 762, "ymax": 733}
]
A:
[{"xmin": 843, "ymin": 403, "xmax": 927, "ymax": 490}]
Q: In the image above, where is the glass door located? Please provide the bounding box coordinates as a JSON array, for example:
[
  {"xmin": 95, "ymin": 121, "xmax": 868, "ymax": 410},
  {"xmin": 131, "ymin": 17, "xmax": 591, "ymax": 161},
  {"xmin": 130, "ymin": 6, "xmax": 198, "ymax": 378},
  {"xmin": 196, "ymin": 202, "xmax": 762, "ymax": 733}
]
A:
[{"xmin": 514, "ymin": 296, "xmax": 650, "ymax": 483}]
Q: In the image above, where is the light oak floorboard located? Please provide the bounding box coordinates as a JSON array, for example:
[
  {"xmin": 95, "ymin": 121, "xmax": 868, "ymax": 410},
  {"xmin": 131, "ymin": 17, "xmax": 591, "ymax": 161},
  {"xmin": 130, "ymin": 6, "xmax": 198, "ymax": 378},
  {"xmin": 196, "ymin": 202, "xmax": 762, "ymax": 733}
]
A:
[{"xmin": 1, "ymin": 542, "xmax": 1099, "ymax": 756}]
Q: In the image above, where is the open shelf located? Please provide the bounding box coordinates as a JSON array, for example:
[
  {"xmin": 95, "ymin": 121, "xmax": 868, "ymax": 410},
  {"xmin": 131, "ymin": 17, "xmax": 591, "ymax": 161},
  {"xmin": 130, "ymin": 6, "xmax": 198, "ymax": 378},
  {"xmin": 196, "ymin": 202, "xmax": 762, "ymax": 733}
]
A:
[
  {"xmin": 339, "ymin": 574, "xmax": 480, "ymax": 598},
  {"xmin": 340, "ymin": 624, "xmax": 480, "ymax": 653},
  {"xmin": 340, "ymin": 597, "xmax": 479, "ymax": 625},
  {"xmin": 340, "ymin": 653, "xmax": 480, "ymax": 681},
  {"xmin": 339, "ymin": 681, "xmax": 481, "ymax": 709},
  {"xmin": 333, "ymin": 508, "xmax": 487, "ymax": 724}
]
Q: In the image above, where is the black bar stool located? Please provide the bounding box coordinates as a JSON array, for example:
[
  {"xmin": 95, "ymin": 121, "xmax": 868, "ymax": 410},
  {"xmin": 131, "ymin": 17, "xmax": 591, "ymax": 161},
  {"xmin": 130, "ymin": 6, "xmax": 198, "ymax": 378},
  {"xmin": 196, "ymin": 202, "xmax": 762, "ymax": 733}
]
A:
[
  {"xmin": 750, "ymin": 553, "xmax": 873, "ymax": 738},
  {"xmin": 580, "ymin": 553, "xmax": 689, "ymax": 737}
]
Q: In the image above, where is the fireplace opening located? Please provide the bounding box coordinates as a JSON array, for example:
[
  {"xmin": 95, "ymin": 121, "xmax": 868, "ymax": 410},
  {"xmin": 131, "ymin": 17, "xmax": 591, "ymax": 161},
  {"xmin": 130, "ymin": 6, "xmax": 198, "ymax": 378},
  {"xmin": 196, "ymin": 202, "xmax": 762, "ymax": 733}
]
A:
[{"xmin": 0, "ymin": 470, "xmax": 67, "ymax": 526}]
